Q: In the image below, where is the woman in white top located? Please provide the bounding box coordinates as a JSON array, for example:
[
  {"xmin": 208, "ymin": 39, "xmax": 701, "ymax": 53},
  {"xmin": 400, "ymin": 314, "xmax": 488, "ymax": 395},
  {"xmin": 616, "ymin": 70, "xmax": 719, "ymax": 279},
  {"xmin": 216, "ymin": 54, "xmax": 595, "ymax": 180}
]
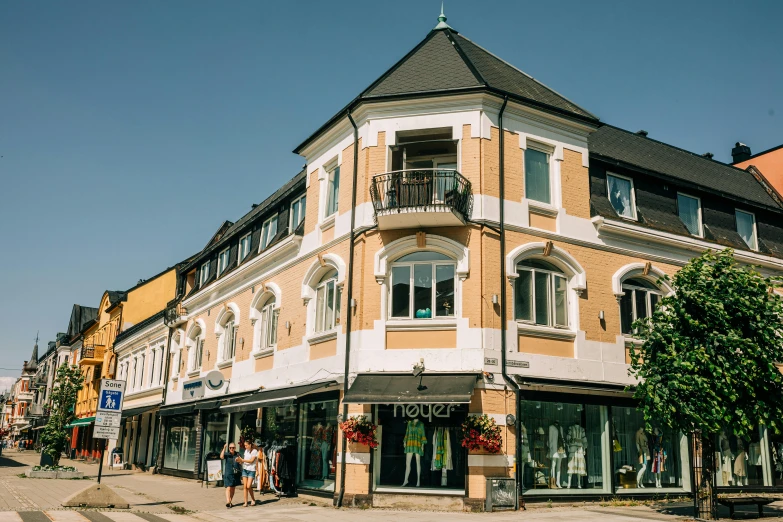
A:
[{"xmin": 235, "ymin": 440, "xmax": 258, "ymax": 507}]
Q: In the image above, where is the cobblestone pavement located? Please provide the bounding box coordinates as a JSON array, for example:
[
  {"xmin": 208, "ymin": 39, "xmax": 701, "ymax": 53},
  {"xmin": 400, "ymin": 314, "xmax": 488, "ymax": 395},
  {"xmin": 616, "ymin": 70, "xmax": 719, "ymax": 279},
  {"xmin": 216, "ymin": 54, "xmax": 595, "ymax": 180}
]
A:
[{"xmin": 2, "ymin": 450, "xmax": 782, "ymax": 521}]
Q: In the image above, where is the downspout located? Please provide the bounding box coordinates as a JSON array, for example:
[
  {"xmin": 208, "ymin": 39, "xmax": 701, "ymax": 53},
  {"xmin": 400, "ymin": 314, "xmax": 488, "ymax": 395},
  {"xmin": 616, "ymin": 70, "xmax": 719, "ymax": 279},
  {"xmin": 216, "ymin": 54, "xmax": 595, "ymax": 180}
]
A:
[
  {"xmin": 337, "ymin": 109, "xmax": 360, "ymax": 508},
  {"xmin": 496, "ymin": 96, "xmax": 523, "ymax": 510}
]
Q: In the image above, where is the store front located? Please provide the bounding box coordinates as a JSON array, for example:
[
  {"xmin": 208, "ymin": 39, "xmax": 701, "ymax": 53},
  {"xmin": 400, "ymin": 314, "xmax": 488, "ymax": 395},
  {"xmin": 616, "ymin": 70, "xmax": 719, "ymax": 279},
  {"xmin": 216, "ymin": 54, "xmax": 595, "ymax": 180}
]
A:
[
  {"xmin": 343, "ymin": 373, "xmax": 479, "ymax": 498},
  {"xmin": 118, "ymin": 404, "xmax": 160, "ymax": 470},
  {"xmin": 713, "ymin": 426, "xmax": 783, "ymax": 490},
  {"xmin": 516, "ymin": 378, "xmax": 691, "ymax": 497},
  {"xmin": 221, "ymin": 382, "xmax": 340, "ymax": 495}
]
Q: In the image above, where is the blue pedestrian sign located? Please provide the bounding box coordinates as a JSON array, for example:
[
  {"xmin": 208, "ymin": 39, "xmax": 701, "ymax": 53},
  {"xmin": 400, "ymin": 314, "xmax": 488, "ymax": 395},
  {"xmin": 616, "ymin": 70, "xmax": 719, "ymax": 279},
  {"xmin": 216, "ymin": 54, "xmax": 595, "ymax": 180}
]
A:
[{"xmin": 97, "ymin": 379, "xmax": 126, "ymax": 413}]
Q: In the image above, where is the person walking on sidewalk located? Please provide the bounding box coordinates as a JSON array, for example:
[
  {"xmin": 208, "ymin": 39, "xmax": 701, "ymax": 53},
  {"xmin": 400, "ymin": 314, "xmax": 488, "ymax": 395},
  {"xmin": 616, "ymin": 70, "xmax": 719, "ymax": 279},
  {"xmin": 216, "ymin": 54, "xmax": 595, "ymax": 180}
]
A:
[
  {"xmin": 220, "ymin": 442, "xmax": 241, "ymax": 508},
  {"xmin": 236, "ymin": 439, "xmax": 258, "ymax": 507}
]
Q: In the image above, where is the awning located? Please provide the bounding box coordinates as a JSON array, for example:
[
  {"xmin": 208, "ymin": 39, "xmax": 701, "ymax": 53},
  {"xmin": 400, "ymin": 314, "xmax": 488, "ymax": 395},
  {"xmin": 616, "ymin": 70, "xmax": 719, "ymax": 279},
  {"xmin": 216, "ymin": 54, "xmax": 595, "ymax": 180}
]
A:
[
  {"xmin": 342, "ymin": 373, "xmax": 479, "ymax": 404},
  {"xmin": 32, "ymin": 425, "xmax": 47, "ymax": 431},
  {"xmin": 66, "ymin": 417, "xmax": 95, "ymax": 428},
  {"xmin": 158, "ymin": 404, "xmax": 194, "ymax": 417},
  {"xmin": 17, "ymin": 424, "xmax": 31, "ymax": 431},
  {"xmin": 221, "ymin": 381, "xmax": 338, "ymax": 414},
  {"xmin": 194, "ymin": 400, "xmax": 224, "ymax": 410},
  {"xmin": 514, "ymin": 376, "xmax": 633, "ymax": 398},
  {"xmin": 121, "ymin": 404, "xmax": 160, "ymax": 419}
]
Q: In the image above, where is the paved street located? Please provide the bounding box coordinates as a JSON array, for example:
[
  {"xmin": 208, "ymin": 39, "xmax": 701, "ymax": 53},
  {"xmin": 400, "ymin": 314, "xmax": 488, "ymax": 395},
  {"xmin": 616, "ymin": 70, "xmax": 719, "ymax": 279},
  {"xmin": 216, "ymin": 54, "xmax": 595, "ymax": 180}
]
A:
[{"xmin": 2, "ymin": 450, "xmax": 783, "ymax": 521}]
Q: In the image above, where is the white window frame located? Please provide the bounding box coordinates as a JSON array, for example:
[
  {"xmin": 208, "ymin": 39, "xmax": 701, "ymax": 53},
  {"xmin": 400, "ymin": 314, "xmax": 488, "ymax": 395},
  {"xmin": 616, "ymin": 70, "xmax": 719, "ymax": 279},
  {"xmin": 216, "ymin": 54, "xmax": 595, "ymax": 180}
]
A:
[
  {"xmin": 148, "ymin": 347, "xmax": 156, "ymax": 387},
  {"xmin": 314, "ymin": 273, "xmax": 341, "ymax": 334},
  {"xmin": 620, "ymin": 280, "xmax": 663, "ymax": 335},
  {"xmin": 524, "ymin": 143, "xmax": 553, "ymax": 205},
  {"xmin": 388, "ymin": 258, "xmax": 457, "ymax": 320},
  {"xmin": 189, "ymin": 330, "xmax": 203, "ymax": 372},
  {"xmin": 260, "ymin": 214, "xmax": 278, "ymax": 251},
  {"xmin": 290, "ymin": 194, "xmax": 306, "ymax": 231},
  {"xmin": 677, "ymin": 192, "xmax": 703, "ymax": 237},
  {"xmin": 257, "ymin": 300, "xmax": 279, "ymax": 352},
  {"xmin": 238, "ymin": 233, "xmax": 252, "ymax": 262},
  {"xmin": 221, "ymin": 318, "xmax": 237, "ymax": 361},
  {"xmin": 735, "ymin": 209, "xmax": 758, "ymax": 251},
  {"xmin": 199, "ymin": 262, "xmax": 209, "ymax": 285},
  {"xmin": 217, "ymin": 248, "xmax": 230, "ymax": 275},
  {"xmin": 606, "ymin": 172, "xmax": 638, "ymax": 220},
  {"xmin": 325, "ymin": 165, "xmax": 340, "ymax": 218},
  {"xmin": 514, "ymin": 263, "xmax": 569, "ymax": 328}
]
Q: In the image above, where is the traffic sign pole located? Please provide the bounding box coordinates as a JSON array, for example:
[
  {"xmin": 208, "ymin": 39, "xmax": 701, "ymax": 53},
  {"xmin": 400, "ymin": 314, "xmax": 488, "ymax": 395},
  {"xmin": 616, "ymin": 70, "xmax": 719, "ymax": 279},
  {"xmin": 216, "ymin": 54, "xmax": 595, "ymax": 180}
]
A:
[
  {"xmin": 98, "ymin": 440, "xmax": 105, "ymax": 484},
  {"xmin": 95, "ymin": 378, "xmax": 126, "ymax": 484}
]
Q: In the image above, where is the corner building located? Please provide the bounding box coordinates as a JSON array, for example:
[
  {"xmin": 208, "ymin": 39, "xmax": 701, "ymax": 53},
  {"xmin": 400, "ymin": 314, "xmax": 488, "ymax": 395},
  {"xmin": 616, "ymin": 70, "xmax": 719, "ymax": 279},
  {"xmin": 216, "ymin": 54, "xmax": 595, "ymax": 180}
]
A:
[{"xmin": 159, "ymin": 15, "xmax": 783, "ymax": 509}]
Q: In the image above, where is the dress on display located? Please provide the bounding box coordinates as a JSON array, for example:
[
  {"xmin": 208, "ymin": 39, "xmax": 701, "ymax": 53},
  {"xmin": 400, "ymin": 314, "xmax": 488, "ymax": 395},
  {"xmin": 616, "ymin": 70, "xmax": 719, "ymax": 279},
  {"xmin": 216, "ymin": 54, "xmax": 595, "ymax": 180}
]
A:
[
  {"xmin": 403, "ymin": 421, "xmax": 427, "ymax": 456},
  {"xmin": 431, "ymin": 428, "xmax": 453, "ymax": 471},
  {"xmin": 520, "ymin": 424, "xmax": 531, "ymax": 463},
  {"xmin": 566, "ymin": 424, "xmax": 587, "ymax": 476},
  {"xmin": 636, "ymin": 429, "xmax": 650, "ymax": 465},
  {"xmin": 748, "ymin": 442, "xmax": 762, "ymax": 466},
  {"xmin": 650, "ymin": 432, "xmax": 667, "ymax": 474},
  {"xmin": 549, "ymin": 424, "xmax": 565, "ymax": 459},
  {"xmin": 309, "ymin": 424, "xmax": 329, "ymax": 477},
  {"xmin": 734, "ymin": 439, "xmax": 748, "ymax": 479},
  {"xmin": 719, "ymin": 434, "xmax": 734, "ymax": 483}
]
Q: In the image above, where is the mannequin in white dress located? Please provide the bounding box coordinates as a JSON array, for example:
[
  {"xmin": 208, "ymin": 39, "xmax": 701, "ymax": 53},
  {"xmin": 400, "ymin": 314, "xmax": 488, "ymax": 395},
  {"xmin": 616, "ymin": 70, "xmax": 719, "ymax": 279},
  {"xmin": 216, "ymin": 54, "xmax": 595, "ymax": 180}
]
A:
[{"xmin": 549, "ymin": 421, "xmax": 564, "ymax": 488}]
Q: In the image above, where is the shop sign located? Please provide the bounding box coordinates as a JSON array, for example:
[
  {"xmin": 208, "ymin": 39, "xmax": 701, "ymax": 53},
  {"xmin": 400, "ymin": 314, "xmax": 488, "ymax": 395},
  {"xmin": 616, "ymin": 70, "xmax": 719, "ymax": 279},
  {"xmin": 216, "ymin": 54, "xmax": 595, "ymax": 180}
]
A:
[
  {"xmin": 205, "ymin": 459, "xmax": 223, "ymax": 483},
  {"xmin": 182, "ymin": 378, "xmax": 205, "ymax": 400},
  {"xmin": 507, "ymin": 360, "xmax": 529, "ymax": 368},
  {"xmin": 205, "ymin": 370, "xmax": 225, "ymax": 391},
  {"xmin": 392, "ymin": 403, "xmax": 457, "ymax": 422}
]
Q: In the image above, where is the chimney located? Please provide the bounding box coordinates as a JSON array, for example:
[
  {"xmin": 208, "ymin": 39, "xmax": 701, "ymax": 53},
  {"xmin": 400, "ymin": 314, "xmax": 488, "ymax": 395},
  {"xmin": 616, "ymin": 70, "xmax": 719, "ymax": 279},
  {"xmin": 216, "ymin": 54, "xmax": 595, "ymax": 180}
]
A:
[
  {"xmin": 702, "ymin": 152, "xmax": 714, "ymax": 159},
  {"xmin": 636, "ymin": 130, "xmax": 648, "ymax": 137},
  {"xmin": 732, "ymin": 142, "xmax": 751, "ymax": 163}
]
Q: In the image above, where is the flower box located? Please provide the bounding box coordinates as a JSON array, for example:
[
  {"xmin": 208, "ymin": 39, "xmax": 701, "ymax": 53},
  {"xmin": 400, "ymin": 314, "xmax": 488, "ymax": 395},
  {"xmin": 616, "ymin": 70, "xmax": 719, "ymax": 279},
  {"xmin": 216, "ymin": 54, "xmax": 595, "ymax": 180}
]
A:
[{"xmin": 26, "ymin": 470, "xmax": 58, "ymax": 479}]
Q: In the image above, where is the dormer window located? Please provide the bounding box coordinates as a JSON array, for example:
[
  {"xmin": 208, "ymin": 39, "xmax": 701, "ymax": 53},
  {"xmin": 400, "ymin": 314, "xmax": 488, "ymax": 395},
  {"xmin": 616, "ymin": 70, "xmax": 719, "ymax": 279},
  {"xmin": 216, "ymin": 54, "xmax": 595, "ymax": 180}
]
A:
[
  {"xmin": 736, "ymin": 209, "xmax": 758, "ymax": 250},
  {"xmin": 199, "ymin": 262, "xmax": 209, "ymax": 286},
  {"xmin": 218, "ymin": 248, "xmax": 230, "ymax": 275},
  {"xmin": 261, "ymin": 214, "xmax": 278, "ymax": 250},
  {"xmin": 677, "ymin": 193, "xmax": 702, "ymax": 237},
  {"xmin": 606, "ymin": 173, "xmax": 637, "ymax": 220},
  {"xmin": 238, "ymin": 233, "xmax": 252, "ymax": 261},
  {"xmin": 290, "ymin": 195, "xmax": 306, "ymax": 231}
]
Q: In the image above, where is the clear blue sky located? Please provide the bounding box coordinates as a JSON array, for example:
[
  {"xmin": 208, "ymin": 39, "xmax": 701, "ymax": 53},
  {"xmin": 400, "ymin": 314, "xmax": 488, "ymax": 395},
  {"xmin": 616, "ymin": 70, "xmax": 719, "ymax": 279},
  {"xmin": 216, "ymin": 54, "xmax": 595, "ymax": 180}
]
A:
[{"xmin": 1, "ymin": 0, "xmax": 781, "ymax": 384}]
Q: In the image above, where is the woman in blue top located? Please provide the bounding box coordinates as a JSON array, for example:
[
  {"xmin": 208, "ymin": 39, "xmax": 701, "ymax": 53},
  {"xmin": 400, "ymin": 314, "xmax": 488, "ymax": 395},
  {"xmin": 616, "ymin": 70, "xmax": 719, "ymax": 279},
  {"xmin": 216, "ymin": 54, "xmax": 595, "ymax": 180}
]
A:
[{"xmin": 220, "ymin": 442, "xmax": 241, "ymax": 508}]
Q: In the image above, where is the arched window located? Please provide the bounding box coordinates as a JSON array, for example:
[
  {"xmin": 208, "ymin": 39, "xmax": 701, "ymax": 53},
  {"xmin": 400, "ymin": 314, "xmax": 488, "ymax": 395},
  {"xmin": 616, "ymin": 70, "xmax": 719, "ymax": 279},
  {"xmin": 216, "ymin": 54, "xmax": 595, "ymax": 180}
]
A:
[
  {"xmin": 315, "ymin": 269, "xmax": 341, "ymax": 333},
  {"xmin": 219, "ymin": 313, "xmax": 237, "ymax": 361},
  {"xmin": 256, "ymin": 296, "xmax": 279, "ymax": 352},
  {"xmin": 514, "ymin": 259, "xmax": 568, "ymax": 327},
  {"xmin": 619, "ymin": 278, "xmax": 662, "ymax": 334},
  {"xmin": 389, "ymin": 251, "xmax": 456, "ymax": 319},
  {"xmin": 188, "ymin": 326, "xmax": 204, "ymax": 371}
]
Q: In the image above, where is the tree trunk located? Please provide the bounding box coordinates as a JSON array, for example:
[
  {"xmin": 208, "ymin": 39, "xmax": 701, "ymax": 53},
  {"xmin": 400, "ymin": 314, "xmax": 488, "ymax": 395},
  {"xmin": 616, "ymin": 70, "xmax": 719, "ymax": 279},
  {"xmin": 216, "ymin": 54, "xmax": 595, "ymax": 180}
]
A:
[{"xmin": 692, "ymin": 431, "xmax": 716, "ymax": 519}]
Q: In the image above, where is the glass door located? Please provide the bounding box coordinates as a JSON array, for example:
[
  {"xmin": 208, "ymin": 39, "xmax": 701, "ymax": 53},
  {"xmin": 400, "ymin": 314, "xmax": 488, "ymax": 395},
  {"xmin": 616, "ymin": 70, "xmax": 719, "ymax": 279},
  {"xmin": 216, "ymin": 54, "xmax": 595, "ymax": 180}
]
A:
[{"xmin": 297, "ymin": 399, "xmax": 338, "ymax": 491}]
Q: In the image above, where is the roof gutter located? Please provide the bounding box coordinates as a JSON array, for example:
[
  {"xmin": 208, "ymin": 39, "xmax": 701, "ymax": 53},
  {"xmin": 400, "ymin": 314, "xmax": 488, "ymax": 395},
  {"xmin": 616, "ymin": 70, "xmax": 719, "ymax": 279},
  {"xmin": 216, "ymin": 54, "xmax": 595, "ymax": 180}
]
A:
[
  {"xmin": 497, "ymin": 95, "xmax": 523, "ymax": 510},
  {"xmin": 337, "ymin": 109, "xmax": 361, "ymax": 508}
]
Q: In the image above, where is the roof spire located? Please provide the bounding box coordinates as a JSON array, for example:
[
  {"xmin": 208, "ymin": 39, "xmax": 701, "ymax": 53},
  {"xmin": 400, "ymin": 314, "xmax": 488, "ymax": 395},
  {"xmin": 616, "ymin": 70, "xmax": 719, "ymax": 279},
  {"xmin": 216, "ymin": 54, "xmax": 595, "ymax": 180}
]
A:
[{"xmin": 434, "ymin": 2, "xmax": 451, "ymax": 30}]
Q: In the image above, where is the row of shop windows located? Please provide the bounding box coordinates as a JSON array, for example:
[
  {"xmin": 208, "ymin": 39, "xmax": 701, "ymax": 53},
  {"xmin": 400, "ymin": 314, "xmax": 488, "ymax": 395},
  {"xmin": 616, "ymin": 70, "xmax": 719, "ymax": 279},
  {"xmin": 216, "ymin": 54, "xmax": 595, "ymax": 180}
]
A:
[{"xmin": 158, "ymin": 394, "xmax": 783, "ymax": 496}]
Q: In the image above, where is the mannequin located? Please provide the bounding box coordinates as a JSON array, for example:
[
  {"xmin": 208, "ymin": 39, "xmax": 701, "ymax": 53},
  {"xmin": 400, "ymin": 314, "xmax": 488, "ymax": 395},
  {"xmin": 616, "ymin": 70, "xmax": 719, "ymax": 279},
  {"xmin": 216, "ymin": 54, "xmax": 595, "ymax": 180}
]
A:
[
  {"xmin": 566, "ymin": 420, "xmax": 588, "ymax": 488},
  {"xmin": 650, "ymin": 428, "xmax": 666, "ymax": 488},
  {"xmin": 548, "ymin": 421, "xmax": 565, "ymax": 488},
  {"xmin": 402, "ymin": 419, "xmax": 426, "ymax": 487},
  {"xmin": 309, "ymin": 422, "xmax": 325, "ymax": 478},
  {"xmin": 520, "ymin": 423, "xmax": 530, "ymax": 488},
  {"xmin": 321, "ymin": 424, "xmax": 332, "ymax": 479},
  {"xmin": 718, "ymin": 430, "xmax": 734, "ymax": 486},
  {"xmin": 636, "ymin": 427, "xmax": 650, "ymax": 488},
  {"xmin": 733, "ymin": 438, "xmax": 748, "ymax": 486}
]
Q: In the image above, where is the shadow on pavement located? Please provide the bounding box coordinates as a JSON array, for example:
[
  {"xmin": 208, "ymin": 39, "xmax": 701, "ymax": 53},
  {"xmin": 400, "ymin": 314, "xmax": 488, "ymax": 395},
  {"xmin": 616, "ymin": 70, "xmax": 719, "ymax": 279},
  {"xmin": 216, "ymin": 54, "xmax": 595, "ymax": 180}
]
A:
[
  {"xmin": 653, "ymin": 502, "xmax": 783, "ymax": 520},
  {"xmin": 0, "ymin": 456, "xmax": 27, "ymax": 468}
]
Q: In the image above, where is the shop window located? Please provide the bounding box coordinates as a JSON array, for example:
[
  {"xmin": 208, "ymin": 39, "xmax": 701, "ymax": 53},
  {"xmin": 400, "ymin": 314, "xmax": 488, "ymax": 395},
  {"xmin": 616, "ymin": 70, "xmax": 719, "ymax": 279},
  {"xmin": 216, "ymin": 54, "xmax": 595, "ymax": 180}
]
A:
[
  {"xmin": 606, "ymin": 173, "xmax": 637, "ymax": 220},
  {"xmin": 163, "ymin": 414, "xmax": 198, "ymax": 472},
  {"xmin": 520, "ymin": 400, "xmax": 607, "ymax": 494},
  {"xmin": 611, "ymin": 406, "xmax": 683, "ymax": 491},
  {"xmin": 203, "ymin": 412, "xmax": 228, "ymax": 465},
  {"xmin": 375, "ymin": 404, "xmax": 467, "ymax": 491},
  {"xmin": 297, "ymin": 399, "xmax": 338, "ymax": 492},
  {"xmin": 514, "ymin": 259, "xmax": 568, "ymax": 327},
  {"xmin": 390, "ymin": 251, "xmax": 456, "ymax": 319},
  {"xmin": 769, "ymin": 431, "xmax": 783, "ymax": 486},
  {"xmin": 715, "ymin": 427, "xmax": 766, "ymax": 487},
  {"xmin": 314, "ymin": 269, "xmax": 341, "ymax": 333},
  {"xmin": 260, "ymin": 404, "xmax": 297, "ymax": 444}
]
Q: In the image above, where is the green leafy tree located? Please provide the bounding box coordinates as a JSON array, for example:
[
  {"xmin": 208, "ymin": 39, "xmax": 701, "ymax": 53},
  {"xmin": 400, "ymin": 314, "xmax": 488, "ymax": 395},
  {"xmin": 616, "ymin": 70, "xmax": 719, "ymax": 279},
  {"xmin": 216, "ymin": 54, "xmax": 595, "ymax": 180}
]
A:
[
  {"xmin": 630, "ymin": 249, "xmax": 783, "ymax": 436},
  {"xmin": 629, "ymin": 249, "xmax": 783, "ymax": 517},
  {"xmin": 40, "ymin": 364, "xmax": 84, "ymax": 466}
]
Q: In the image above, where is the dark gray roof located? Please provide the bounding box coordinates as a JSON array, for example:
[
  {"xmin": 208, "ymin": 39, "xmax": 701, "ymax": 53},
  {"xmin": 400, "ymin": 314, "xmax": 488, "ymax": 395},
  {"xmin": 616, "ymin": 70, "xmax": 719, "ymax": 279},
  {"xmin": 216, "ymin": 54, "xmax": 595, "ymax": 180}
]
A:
[
  {"xmin": 295, "ymin": 28, "xmax": 596, "ymax": 154},
  {"xmin": 114, "ymin": 310, "xmax": 166, "ymax": 346},
  {"xmin": 66, "ymin": 305, "xmax": 99, "ymax": 340},
  {"xmin": 589, "ymin": 125, "xmax": 781, "ymax": 210}
]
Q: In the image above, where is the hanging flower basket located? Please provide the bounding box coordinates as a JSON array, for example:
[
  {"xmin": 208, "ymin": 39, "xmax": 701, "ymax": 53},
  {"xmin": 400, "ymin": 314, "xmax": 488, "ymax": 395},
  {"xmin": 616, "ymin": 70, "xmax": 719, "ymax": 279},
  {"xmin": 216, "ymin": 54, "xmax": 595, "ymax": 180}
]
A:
[
  {"xmin": 339, "ymin": 415, "xmax": 379, "ymax": 449},
  {"xmin": 461, "ymin": 414, "xmax": 502, "ymax": 454}
]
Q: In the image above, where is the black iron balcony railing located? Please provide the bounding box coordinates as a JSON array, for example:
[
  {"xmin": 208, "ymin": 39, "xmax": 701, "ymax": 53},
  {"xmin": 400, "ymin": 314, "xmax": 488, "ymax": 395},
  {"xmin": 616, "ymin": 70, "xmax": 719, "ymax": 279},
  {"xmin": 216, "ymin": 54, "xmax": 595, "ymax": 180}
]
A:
[
  {"xmin": 370, "ymin": 169, "xmax": 472, "ymax": 220},
  {"xmin": 80, "ymin": 346, "xmax": 96, "ymax": 360},
  {"xmin": 164, "ymin": 302, "xmax": 187, "ymax": 326}
]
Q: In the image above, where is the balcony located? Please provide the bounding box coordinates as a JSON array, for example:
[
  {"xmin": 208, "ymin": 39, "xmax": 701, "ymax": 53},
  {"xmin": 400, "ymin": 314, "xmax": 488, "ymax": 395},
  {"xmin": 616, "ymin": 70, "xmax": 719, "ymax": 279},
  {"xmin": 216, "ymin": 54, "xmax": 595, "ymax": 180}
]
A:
[
  {"xmin": 370, "ymin": 169, "xmax": 472, "ymax": 230},
  {"xmin": 79, "ymin": 345, "xmax": 105, "ymax": 365},
  {"xmin": 164, "ymin": 301, "xmax": 187, "ymax": 327},
  {"xmin": 16, "ymin": 391, "xmax": 34, "ymax": 402}
]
